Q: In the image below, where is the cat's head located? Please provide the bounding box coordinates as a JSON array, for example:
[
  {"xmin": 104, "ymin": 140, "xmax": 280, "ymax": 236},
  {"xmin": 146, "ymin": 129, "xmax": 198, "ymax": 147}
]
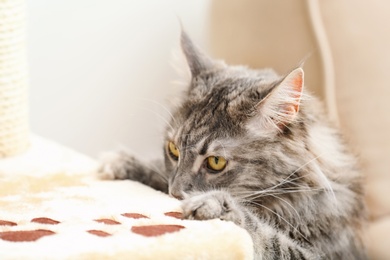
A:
[{"xmin": 164, "ymin": 31, "xmax": 314, "ymax": 202}]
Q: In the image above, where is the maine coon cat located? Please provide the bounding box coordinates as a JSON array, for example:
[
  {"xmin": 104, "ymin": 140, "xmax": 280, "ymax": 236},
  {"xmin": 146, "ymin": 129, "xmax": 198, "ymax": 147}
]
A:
[{"xmin": 99, "ymin": 31, "xmax": 366, "ymax": 259}]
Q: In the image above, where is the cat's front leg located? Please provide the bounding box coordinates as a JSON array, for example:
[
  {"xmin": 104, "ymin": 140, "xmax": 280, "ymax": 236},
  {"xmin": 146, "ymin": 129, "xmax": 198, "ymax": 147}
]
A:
[
  {"xmin": 182, "ymin": 190, "xmax": 318, "ymax": 259},
  {"xmin": 98, "ymin": 150, "xmax": 169, "ymax": 193}
]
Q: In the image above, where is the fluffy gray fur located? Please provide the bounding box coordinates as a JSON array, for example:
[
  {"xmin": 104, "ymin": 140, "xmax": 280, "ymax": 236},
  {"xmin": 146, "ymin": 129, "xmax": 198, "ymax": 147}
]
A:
[{"xmin": 99, "ymin": 31, "xmax": 366, "ymax": 259}]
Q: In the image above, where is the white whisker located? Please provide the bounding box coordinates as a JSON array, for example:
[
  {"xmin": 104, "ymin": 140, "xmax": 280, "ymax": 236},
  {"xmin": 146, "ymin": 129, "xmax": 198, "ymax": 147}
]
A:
[
  {"xmin": 234, "ymin": 186, "xmax": 324, "ymax": 201},
  {"xmin": 244, "ymin": 199, "xmax": 310, "ymax": 244},
  {"xmin": 240, "ymin": 152, "xmax": 326, "ymax": 201},
  {"xmin": 268, "ymin": 153, "xmax": 326, "ymax": 191},
  {"xmin": 267, "ymin": 194, "xmax": 301, "ymax": 220},
  {"xmin": 136, "ymin": 106, "xmax": 175, "ymax": 132},
  {"xmin": 136, "ymin": 97, "xmax": 177, "ymax": 124},
  {"xmin": 143, "ymin": 164, "xmax": 168, "ymax": 182}
]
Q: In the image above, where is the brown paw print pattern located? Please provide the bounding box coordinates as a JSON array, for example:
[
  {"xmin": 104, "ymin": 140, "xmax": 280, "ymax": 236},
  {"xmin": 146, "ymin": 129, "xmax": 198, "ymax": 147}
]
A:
[
  {"xmin": 121, "ymin": 213, "xmax": 149, "ymax": 219},
  {"xmin": 0, "ymin": 229, "xmax": 55, "ymax": 242},
  {"xmin": 94, "ymin": 219, "xmax": 121, "ymax": 225},
  {"xmin": 0, "ymin": 220, "xmax": 17, "ymax": 227},
  {"xmin": 87, "ymin": 230, "xmax": 111, "ymax": 237},
  {"xmin": 164, "ymin": 212, "xmax": 183, "ymax": 219},
  {"xmin": 131, "ymin": 225, "xmax": 185, "ymax": 237},
  {"xmin": 0, "ymin": 212, "xmax": 185, "ymax": 242},
  {"xmin": 31, "ymin": 217, "xmax": 61, "ymax": 225},
  {"xmin": 0, "ymin": 217, "xmax": 60, "ymax": 242}
]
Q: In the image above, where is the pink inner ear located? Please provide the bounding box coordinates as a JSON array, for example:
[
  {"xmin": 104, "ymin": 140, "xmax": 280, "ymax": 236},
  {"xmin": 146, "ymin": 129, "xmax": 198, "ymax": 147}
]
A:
[
  {"xmin": 289, "ymin": 71, "xmax": 304, "ymax": 113},
  {"xmin": 293, "ymin": 75, "xmax": 303, "ymax": 92}
]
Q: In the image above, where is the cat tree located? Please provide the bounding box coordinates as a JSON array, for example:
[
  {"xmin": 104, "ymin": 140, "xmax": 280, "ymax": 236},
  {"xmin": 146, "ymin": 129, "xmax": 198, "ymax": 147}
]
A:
[
  {"xmin": 0, "ymin": 1, "xmax": 253, "ymax": 259},
  {"xmin": 0, "ymin": 0, "xmax": 29, "ymax": 158}
]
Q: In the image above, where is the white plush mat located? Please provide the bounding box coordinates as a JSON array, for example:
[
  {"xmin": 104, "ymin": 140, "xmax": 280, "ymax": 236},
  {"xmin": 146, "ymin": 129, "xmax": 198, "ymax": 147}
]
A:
[{"xmin": 0, "ymin": 136, "xmax": 253, "ymax": 259}]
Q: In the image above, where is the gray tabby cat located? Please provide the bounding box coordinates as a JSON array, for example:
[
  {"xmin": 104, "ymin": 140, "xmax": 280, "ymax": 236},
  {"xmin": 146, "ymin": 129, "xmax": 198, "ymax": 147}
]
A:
[{"xmin": 99, "ymin": 31, "xmax": 366, "ymax": 259}]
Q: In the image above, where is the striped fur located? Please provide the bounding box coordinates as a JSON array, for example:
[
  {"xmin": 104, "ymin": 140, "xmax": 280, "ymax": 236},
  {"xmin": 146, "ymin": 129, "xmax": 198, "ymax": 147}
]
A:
[{"xmin": 99, "ymin": 32, "xmax": 366, "ymax": 259}]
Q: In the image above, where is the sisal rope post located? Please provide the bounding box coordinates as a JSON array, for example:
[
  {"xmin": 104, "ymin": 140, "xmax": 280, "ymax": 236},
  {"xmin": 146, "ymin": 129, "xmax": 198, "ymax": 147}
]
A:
[{"xmin": 0, "ymin": 0, "xmax": 30, "ymax": 157}]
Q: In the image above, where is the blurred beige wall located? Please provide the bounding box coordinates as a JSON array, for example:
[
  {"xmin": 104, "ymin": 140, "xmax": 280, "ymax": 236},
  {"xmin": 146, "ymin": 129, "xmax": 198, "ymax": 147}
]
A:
[
  {"xmin": 209, "ymin": 0, "xmax": 324, "ymax": 99},
  {"xmin": 320, "ymin": 0, "xmax": 390, "ymax": 210},
  {"xmin": 320, "ymin": 3, "xmax": 390, "ymax": 257}
]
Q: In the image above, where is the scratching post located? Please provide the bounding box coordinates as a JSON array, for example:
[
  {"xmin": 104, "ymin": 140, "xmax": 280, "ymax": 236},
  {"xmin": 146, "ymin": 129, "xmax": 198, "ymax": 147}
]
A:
[{"xmin": 0, "ymin": 0, "xmax": 29, "ymax": 157}]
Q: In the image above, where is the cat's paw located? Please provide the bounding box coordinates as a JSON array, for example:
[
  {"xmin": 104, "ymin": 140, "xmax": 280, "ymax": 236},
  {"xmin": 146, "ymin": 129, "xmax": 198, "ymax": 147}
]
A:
[
  {"xmin": 97, "ymin": 150, "xmax": 137, "ymax": 180},
  {"xmin": 181, "ymin": 190, "xmax": 245, "ymax": 225}
]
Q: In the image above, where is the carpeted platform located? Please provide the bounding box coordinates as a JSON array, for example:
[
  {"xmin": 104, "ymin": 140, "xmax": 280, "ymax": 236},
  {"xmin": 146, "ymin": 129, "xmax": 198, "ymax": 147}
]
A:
[{"xmin": 0, "ymin": 136, "xmax": 253, "ymax": 259}]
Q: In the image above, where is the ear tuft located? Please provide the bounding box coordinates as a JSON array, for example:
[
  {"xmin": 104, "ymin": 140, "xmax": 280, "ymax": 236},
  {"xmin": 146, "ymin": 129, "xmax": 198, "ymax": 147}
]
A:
[
  {"xmin": 180, "ymin": 30, "xmax": 214, "ymax": 78},
  {"xmin": 280, "ymin": 67, "xmax": 304, "ymax": 114},
  {"xmin": 256, "ymin": 68, "xmax": 305, "ymax": 133}
]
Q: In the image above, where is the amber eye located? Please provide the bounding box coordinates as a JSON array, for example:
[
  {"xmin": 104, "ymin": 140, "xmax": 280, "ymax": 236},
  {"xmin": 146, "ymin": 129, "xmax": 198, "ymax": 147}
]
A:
[
  {"xmin": 206, "ymin": 156, "xmax": 227, "ymax": 172},
  {"xmin": 168, "ymin": 141, "xmax": 180, "ymax": 160}
]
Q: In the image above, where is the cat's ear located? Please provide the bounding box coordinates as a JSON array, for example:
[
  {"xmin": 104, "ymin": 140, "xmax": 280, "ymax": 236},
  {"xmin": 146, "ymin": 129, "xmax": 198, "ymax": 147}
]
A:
[
  {"xmin": 253, "ymin": 68, "xmax": 304, "ymax": 133},
  {"xmin": 180, "ymin": 30, "xmax": 215, "ymax": 77}
]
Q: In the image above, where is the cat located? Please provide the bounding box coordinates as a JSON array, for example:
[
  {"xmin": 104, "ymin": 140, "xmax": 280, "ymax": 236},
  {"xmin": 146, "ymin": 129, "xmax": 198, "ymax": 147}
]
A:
[{"xmin": 99, "ymin": 31, "xmax": 367, "ymax": 259}]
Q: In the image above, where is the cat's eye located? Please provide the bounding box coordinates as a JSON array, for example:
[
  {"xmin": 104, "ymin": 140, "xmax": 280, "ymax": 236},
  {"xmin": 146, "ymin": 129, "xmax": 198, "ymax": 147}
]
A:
[
  {"xmin": 206, "ymin": 156, "xmax": 227, "ymax": 172},
  {"xmin": 168, "ymin": 141, "xmax": 180, "ymax": 160}
]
